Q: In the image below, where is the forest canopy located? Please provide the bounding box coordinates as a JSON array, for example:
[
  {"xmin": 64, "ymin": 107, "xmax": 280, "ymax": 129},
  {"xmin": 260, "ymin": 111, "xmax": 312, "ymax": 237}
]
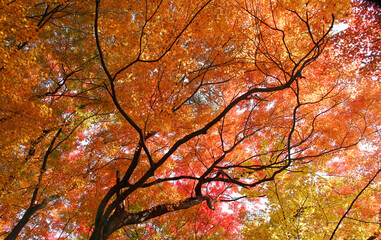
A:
[{"xmin": 0, "ymin": 0, "xmax": 380, "ymax": 239}]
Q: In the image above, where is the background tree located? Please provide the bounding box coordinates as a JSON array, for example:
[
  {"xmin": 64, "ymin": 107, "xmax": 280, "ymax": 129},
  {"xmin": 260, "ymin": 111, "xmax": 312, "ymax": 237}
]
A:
[
  {"xmin": 0, "ymin": 0, "xmax": 380, "ymax": 239},
  {"xmin": 242, "ymin": 0, "xmax": 381, "ymax": 239}
]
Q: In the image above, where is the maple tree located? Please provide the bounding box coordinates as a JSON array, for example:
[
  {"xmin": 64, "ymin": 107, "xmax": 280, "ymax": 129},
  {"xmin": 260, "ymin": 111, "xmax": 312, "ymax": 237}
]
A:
[{"xmin": 0, "ymin": 0, "xmax": 380, "ymax": 239}]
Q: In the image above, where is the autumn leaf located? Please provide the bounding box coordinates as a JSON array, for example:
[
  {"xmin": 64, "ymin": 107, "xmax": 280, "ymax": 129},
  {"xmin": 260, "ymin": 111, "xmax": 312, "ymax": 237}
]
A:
[{"xmin": 1, "ymin": 0, "xmax": 380, "ymax": 240}]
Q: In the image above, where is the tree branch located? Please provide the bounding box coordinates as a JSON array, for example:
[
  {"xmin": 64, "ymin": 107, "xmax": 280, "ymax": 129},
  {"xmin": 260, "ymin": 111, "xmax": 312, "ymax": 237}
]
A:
[{"xmin": 329, "ymin": 168, "xmax": 381, "ymax": 240}]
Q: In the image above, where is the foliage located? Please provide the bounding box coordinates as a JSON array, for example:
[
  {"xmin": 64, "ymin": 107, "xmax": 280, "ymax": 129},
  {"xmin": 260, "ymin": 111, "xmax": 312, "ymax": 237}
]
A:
[{"xmin": 0, "ymin": 0, "xmax": 380, "ymax": 239}]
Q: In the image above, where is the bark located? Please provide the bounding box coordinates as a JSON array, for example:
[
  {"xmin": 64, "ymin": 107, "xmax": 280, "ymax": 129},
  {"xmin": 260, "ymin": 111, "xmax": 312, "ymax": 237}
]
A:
[{"xmin": 90, "ymin": 196, "xmax": 209, "ymax": 240}]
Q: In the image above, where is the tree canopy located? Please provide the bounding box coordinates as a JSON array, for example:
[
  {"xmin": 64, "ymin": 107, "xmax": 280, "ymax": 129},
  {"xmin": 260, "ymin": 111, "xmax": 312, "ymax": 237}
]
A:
[{"xmin": 0, "ymin": 0, "xmax": 380, "ymax": 239}]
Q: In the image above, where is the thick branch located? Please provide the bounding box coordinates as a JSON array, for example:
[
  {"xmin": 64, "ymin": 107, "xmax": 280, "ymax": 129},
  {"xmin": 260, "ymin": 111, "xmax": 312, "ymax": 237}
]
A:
[
  {"xmin": 100, "ymin": 196, "xmax": 209, "ymax": 240},
  {"xmin": 4, "ymin": 197, "xmax": 57, "ymax": 240}
]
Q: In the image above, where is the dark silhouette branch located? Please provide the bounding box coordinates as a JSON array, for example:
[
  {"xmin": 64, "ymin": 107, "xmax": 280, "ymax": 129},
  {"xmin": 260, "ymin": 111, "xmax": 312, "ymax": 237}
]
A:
[{"xmin": 329, "ymin": 168, "xmax": 381, "ymax": 240}]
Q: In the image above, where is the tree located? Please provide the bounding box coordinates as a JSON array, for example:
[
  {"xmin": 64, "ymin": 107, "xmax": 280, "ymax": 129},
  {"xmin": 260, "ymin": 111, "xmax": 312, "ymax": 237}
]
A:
[{"xmin": 0, "ymin": 0, "xmax": 379, "ymax": 239}]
